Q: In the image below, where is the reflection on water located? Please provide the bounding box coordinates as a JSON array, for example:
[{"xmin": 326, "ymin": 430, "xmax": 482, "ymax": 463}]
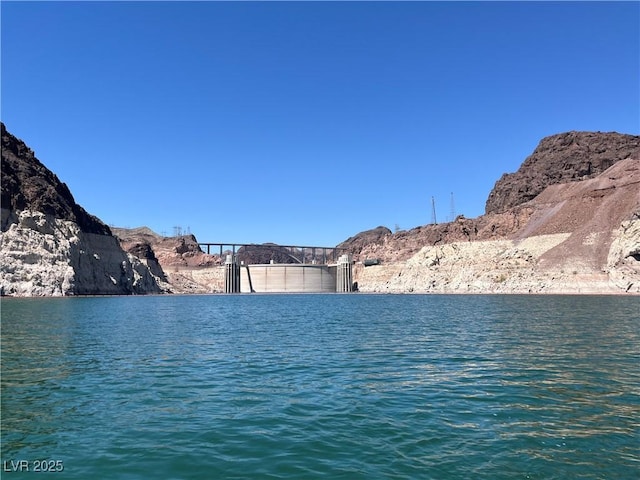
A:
[{"xmin": 1, "ymin": 294, "xmax": 639, "ymax": 479}]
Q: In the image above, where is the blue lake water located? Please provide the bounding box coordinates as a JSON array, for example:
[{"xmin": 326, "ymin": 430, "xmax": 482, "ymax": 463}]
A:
[{"xmin": 1, "ymin": 294, "xmax": 639, "ymax": 479}]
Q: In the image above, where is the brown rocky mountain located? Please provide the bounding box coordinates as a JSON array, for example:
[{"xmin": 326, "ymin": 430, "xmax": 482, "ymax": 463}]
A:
[
  {"xmin": 112, "ymin": 227, "xmax": 226, "ymax": 293},
  {"xmin": 2, "ymin": 123, "xmax": 638, "ymax": 295},
  {"xmin": 342, "ymin": 131, "xmax": 640, "ymax": 294},
  {"xmin": 1, "ymin": 123, "xmax": 163, "ymax": 295},
  {"xmin": 338, "ymin": 226, "xmax": 392, "ymax": 258},
  {"xmin": 113, "ymin": 226, "xmax": 218, "ymax": 268},
  {"xmin": 237, "ymin": 244, "xmax": 300, "ymax": 265},
  {"xmin": 485, "ymin": 131, "xmax": 640, "ymax": 214},
  {"xmin": 1, "ymin": 123, "xmax": 110, "ymax": 235}
]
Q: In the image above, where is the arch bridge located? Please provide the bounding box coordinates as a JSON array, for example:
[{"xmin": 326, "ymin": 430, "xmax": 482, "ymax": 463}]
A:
[{"xmin": 198, "ymin": 243, "xmax": 350, "ymax": 265}]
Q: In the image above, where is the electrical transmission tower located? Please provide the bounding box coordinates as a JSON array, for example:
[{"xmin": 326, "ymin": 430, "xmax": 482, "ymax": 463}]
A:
[
  {"xmin": 449, "ymin": 192, "xmax": 456, "ymax": 222},
  {"xmin": 431, "ymin": 196, "xmax": 437, "ymax": 225}
]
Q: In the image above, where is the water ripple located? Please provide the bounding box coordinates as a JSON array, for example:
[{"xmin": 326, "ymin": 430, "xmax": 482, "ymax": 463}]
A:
[{"xmin": 1, "ymin": 294, "xmax": 639, "ymax": 479}]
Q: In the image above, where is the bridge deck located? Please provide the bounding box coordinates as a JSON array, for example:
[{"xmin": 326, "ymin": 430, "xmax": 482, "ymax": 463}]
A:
[{"xmin": 198, "ymin": 243, "xmax": 349, "ymax": 264}]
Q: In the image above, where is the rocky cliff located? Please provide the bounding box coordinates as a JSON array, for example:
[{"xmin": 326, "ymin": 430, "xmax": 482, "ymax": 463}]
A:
[
  {"xmin": 3, "ymin": 123, "xmax": 637, "ymax": 296},
  {"xmin": 342, "ymin": 131, "xmax": 640, "ymax": 294},
  {"xmin": 112, "ymin": 227, "xmax": 224, "ymax": 293},
  {"xmin": 485, "ymin": 131, "xmax": 640, "ymax": 214},
  {"xmin": 1, "ymin": 123, "xmax": 165, "ymax": 296}
]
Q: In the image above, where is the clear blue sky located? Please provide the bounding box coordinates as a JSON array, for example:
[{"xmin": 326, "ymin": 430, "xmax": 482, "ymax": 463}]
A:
[{"xmin": 2, "ymin": 1, "xmax": 638, "ymax": 246}]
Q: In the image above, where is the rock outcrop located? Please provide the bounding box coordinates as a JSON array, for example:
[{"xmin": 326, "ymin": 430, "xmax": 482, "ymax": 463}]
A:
[
  {"xmin": 1, "ymin": 124, "xmax": 111, "ymax": 235},
  {"xmin": 607, "ymin": 212, "xmax": 640, "ymax": 292},
  {"xmin": 1, "ymin": 123, "xmax": 165, "ymax": 296},
  {"xmin": 339, "ymin": 226, "xmax": 392, "ymax": 258},
  {"xmin": 485, "ymin": 131, "xmax": 640, "ymax": 214},
  {"xmin": 113, "ymin": 227, "xmax": 218, "ymax": 268},
  {"xmin": 4, "ymin": 123, "xmax": 637, "ymax": 296},
  {"xmin": 345, "ymin": 131, "xmax": 640, "ymax": 295},
  {"xmin": 112, "ymin": 227, "xmax": 224, "ymax": 294}
]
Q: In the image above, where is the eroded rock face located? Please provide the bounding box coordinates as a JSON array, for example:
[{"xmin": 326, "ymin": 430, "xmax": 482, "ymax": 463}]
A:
[
  {"xmin": 1, "ymin": 123, "xmax": 110, "ymax": 235},
  {"xmin": 338, "ymin": 226, "xmax": 392, "ymax": 256},
  {"xmin": 0, "ymin": 210, "xmax": 163, "ymax": 296},
  {"xmin": 1, "ymin": 124, "xmax": 164, "ymax": 296},
  {"xmin": 343, "ymin": 150, "xmax": 640, "ymax": 294},
  {"xmin": 485, "ymin": 131, "xmax": 640, "ymax": 214},
  {"xmin": 345, "ymin": 210, "xmax": 536, "ymax": 265},
  {"xmin": 113, "ymin": 227, "xmax": 220, "ymax": 268},
  {"xmin": 111, "ymin": 227, "xmax": 223, "ymax": 293},
  {"xmin": 607, "ymin": 214, "xmax": 640, "ymax": 292}
]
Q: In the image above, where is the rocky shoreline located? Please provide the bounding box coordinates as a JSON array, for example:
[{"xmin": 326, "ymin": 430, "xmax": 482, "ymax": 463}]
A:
[
  {"xmin": 1, "ymin": 123, "xmax": 165, "ymax": 296},
  {"xmin": 344, "ymin": 155, "xmax": 640, "ymax": 295},
  {"xmin": 353, "ymin": 229, "xmax": 638, "ymax": 295},
  {"xmin": 2, "ymin": 123, "xmax": 639, "ymax": 296}
]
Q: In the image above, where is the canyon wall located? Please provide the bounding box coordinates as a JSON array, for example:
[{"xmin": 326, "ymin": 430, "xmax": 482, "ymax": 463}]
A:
[
  {"xmin": 342, "ymin": 132, "xmax": 640, "ymax": 295},
  {"xmin": 1, "ymin": 123, "xmax": 165, "ymax": 296},
  {"xmin": 2, "ymin": 124, "xmax": 638, "ymax": 296}
]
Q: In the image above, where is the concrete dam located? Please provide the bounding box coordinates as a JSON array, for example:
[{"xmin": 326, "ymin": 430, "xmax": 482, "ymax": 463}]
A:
[
  {"xmin": 240, "ymin": 263, "xmax": 337, "ymax": 293},
  {"xmin": 226, "ymin": 255, "xmax": 353, "ymax": 293},
  {"xmin": 199, "ymin": 243, "xmax": 355, "ymax": 294}
]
